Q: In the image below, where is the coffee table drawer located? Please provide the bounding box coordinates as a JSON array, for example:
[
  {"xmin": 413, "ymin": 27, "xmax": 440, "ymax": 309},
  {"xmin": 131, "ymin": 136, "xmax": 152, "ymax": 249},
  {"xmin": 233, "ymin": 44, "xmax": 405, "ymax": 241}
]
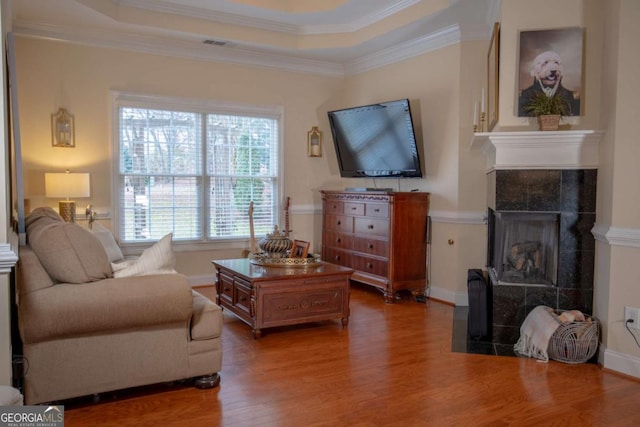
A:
[
  {"xmin": 217, "ymin": 272, "xmax": 234, "ymax": 305},
  {"xmin": 258, "ymin": 279, "xmax": 349, "ymax": 328},
  {"xmin": 234, "ymin": 282, "xmax": 252, "ymax": 319}
]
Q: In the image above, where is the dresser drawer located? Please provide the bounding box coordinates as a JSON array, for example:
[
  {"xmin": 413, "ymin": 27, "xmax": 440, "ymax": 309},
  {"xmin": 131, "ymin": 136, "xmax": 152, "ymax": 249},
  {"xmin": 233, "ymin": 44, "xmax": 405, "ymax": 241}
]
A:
[
  {"xmin": 365, "ymin": 203, "xmax": 389, "ymax": 218},
  {"xmin": 352, "ymin": 254, "xmax": 388, "ymax": 277},
  {"xmin": 344, "ymin": 202, "xmax": 365, "ymax": 216},
  {"xmin": 324, "ymin": 200, "xmax": 343, "ymax": 214},
  {"xmin": 354, "ymin": 217, "xmax": 389, "ymax": 237},
  {"xmin": 353, "ymin": 236, "xmax": 388, "ymax": 257},
  {"xmin": 325, "ymin": 215, "xmax": 353, "ymax": 233},
  {"xmin": 325, "ymin": 231, "xmax": 353, "ymax": 250},
  {"xmin": 323, "ymin": 247, "xmax": 352, "ymax": 267}
]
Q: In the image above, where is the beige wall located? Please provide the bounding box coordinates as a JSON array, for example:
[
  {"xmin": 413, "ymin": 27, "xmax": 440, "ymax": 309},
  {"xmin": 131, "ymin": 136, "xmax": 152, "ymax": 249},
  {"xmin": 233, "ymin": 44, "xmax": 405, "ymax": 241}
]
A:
[
  {"xmin": 498, "ymin": 0, "xmax": 640, "ymax": 375},
  {"xmin": 14, "ymin": 38, "xmax": 344, "ymax": 277},
  {"xmin": 596, "ymin": 0, "xmax": 640, "ymax": 370},
  {"xmin": 498, "ymin": 0, "xmax": 603, "ymax": 131},
  {"xmin": 11, "ymin": 0, "xmax": 640, "ymax": 377},
  {"xmin": 15, "ymin": 35, "xmax": 489, "ymax": 297},
  {"xmin": 339, "ymin": 42, "xmax": 488, "ymax": 302}
]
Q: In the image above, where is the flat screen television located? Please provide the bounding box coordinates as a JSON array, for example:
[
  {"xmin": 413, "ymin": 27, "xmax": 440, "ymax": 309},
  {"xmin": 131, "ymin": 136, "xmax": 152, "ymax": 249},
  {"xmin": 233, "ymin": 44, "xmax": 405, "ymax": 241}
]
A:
[{"xmin": 327, "ymin": 99, "xmax": 422, "ymax": 178}]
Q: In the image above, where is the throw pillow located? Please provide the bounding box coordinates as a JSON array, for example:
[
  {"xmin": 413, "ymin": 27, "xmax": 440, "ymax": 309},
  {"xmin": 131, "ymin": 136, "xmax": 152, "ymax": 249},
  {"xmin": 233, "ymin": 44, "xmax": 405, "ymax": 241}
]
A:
[
  {"xmin": 91, "ymin": 223, "xmax": 125, "ymax": 263},
  {"xmin": 27, "ymin": 217, "xmax": 112, "ymax": 284},
  {"xmin": 111, "ymin": 233, "xmax": 177, "ymax": 278}
]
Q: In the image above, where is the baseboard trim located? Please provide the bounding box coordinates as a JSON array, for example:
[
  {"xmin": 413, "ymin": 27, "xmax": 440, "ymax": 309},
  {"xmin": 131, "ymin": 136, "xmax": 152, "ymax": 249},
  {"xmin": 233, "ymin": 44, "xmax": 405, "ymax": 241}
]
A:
[
  {"xmin": 600, "ymin": 347, "xmax": 640, "ymax": 379},
  {"xmin": 188, "ymin": 274, "xmax": 216, "ymax": 287},
  {"xmin": 428, "ymin": 285, "xmax": 467, "ymax": 306}
]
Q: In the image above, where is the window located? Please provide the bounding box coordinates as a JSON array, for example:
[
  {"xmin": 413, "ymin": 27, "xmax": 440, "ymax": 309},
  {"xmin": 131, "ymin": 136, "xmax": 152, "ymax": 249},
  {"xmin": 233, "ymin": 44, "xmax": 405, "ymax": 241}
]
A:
[{"xmin": 113, "ymin": 93, "xmax": 282, "ymax": 245}]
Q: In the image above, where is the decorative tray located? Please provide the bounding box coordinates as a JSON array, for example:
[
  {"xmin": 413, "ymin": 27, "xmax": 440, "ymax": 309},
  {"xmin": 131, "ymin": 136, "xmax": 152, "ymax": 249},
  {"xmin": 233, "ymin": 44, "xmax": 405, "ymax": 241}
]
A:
[{"xmin": 248, "ymin": 253, "xmax": 322, "ymax": 268}]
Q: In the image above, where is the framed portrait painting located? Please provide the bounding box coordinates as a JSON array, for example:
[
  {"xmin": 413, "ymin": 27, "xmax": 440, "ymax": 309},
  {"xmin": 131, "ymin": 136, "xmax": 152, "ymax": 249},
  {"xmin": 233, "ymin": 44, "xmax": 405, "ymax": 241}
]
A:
[{"xmin": 517, "ymin": 27, "xmax": 584, "ymax": 117}]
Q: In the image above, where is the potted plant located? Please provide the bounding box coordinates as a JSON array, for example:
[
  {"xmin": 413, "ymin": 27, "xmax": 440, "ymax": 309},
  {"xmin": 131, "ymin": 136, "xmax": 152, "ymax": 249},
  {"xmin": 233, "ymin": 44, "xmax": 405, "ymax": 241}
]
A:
[{"xmin": 523, "ymin": 92, "xmax": 570, "ymax": 131}]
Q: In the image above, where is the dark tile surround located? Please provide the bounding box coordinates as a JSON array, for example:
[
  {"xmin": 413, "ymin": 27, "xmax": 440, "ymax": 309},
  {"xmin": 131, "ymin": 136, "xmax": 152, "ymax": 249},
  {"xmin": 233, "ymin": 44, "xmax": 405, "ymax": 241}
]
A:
[{"xmin": 489, "ymin": 169, "xmax": 597, "ymax": 345}]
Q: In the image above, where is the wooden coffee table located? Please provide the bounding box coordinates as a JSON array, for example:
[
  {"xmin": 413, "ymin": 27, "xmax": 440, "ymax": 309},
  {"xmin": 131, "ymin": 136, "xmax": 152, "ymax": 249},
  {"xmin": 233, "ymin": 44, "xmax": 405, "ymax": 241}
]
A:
[{"xmin": 212, "ymin": 258, "xmax": 353, "ymax": 338}]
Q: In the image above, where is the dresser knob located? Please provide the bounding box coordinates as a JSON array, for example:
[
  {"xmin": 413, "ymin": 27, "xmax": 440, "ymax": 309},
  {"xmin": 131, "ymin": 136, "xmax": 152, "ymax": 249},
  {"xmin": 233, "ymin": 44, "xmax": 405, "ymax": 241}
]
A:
[
  {"xmin": 374, "ymin": 208, "xmax": 380, "ymax": 212},
  {"xmin": 336, "ymin": 238, "xmax": 341, "ymax": 243},
  {"xmin": 368, "ymin": 224, "xmax": 374, "ymax": 230},
  {"xmin": 367, "ymin": 243, "xmax": 373, "ymax": 249},
  {"xmin": 334, "ymin": 255, "xmax": 341, "ymax": 261},
  {"xmin": 366, "ymin": 262, "xmax": 373, "ymax": 269},
  {"xmin": 337, "ymin": 220, "xmax": 341, "ymax": 226}
]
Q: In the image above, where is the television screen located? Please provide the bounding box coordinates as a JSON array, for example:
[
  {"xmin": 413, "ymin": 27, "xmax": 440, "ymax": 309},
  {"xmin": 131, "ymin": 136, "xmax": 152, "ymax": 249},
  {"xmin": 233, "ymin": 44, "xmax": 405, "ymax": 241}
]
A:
[{"xmin": 327, "ymin": 99, "xmax": 422, "ymax": 178}]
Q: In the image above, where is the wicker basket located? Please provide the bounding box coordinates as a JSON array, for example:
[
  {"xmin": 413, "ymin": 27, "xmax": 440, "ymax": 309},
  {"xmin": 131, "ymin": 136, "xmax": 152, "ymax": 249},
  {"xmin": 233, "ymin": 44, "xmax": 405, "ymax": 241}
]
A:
[{"xmin": 548, "ymin": 315, "xmax": 599, "ymax": 364}]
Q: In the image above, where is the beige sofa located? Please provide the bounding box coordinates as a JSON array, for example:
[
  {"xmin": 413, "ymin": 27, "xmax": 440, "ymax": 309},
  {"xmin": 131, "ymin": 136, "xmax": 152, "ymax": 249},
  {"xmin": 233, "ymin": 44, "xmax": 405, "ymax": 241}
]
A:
[{"xmin": 17, "ymin": 208, "xmax": 222, "ymax": 405}]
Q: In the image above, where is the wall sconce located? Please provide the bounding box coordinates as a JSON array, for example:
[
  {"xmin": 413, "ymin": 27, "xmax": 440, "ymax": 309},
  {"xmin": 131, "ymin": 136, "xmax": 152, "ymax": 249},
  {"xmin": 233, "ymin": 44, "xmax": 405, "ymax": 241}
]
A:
[
  {"xmin": 307, "ymin": 126, "xmax": 322, "ymax": 157},
  {"xmin": 51, "ymin": 108, "xmax": 75, "ymax": 147},
  {"xmin": 45, "ymin": 170, "xmax": 90, "ymax": 222}
]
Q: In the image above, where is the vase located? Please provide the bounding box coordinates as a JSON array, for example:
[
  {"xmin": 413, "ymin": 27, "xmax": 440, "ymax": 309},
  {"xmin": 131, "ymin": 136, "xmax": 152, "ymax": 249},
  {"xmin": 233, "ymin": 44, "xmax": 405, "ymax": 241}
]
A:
[
  {"xmin": 538, "ymin": 114, "xmax": 561, "ymax": 131},
  {"xmin": 258, "ymin": 225, "xmax": 293, "ymax": 258}
]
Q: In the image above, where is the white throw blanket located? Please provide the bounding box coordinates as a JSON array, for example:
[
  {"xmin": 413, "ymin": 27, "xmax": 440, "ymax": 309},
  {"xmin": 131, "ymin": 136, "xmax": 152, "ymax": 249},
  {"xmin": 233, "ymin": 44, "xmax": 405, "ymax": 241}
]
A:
[{"xmin": 514, "ymin": 305, "xmax": 562, "ymax": 362}]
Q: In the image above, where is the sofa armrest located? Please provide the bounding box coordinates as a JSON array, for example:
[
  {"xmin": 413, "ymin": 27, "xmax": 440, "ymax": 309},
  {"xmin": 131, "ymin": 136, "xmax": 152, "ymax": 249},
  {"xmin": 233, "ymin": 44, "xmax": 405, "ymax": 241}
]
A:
[
  {"xmin": 19, "ymin": 274, "xmax": 193, "ymax": 344},
  {"xmin": 18, "ymin": 246, "xmax": 55, "ymax": 296}
]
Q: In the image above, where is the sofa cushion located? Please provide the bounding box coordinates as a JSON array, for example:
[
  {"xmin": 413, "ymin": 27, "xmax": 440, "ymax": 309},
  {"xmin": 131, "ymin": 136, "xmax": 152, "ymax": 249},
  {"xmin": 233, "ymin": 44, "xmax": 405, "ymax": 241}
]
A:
[
  {"xmin": 26, "ymin": 208, "xmax": 112, "ymax": 284},
  {"xmin": 18, "ymin": 274, "xmax": 193, "ymax": 344},
  {"xmin": 92, "ymin": 223, "xmax": 124, "ymax": 263},
  {"xmin": 190, "ymin": 291, "xmax": 223, "ymax": 341},
  {"xmin": 111, "ymin": 233, "xmax": 176, "ymax": 278}
]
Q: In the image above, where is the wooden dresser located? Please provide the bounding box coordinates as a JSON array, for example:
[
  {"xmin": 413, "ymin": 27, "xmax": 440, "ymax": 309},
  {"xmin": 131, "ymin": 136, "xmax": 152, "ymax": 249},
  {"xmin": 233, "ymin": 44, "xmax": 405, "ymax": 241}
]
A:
[{"xmin": 321, "ymin": 190, "xmax": 430, "ymax": 303}]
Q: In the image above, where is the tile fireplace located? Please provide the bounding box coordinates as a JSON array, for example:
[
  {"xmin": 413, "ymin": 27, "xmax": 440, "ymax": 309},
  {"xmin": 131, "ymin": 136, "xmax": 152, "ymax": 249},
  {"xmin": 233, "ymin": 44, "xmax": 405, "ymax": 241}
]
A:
[
  {"xmin": 472, "ymin": 130, "xmax": 603, "ymax": 345},
  {"xmin": 488, "ymin": 169, "xmax": 596, "ymax": 344}
]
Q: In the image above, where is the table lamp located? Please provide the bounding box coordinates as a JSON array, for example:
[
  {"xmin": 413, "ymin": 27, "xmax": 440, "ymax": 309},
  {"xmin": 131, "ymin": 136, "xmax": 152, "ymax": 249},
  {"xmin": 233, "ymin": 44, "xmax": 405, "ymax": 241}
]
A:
[{"xmin": 45, "ymin": 170, "xmax": 90, "ymax": 222}]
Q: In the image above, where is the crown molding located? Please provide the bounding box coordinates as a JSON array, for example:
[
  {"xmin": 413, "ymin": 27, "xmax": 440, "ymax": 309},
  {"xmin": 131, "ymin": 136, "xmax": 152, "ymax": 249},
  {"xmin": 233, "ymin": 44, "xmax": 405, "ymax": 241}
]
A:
[
  {"xmin": 13, "ymin": 19, "xmax": 468, "ymax": 77},
  {"xmin": 120, "ymin": 0, "xmax": 422, "ymax": 35},
  {"xmin": 345, "ymin": 24, "xmax": 461, "ymax": 75},
  {"xmin": 12, "ymin": 21, "xmax": 346, "ymax": 76}
]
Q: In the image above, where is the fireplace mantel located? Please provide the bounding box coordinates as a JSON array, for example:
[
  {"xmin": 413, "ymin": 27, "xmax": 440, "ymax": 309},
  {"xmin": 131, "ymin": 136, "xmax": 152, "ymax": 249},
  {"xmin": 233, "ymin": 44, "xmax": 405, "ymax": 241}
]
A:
[{"xmin": 471, "ymin": 130, "xmax": 604, "ymax": 172}]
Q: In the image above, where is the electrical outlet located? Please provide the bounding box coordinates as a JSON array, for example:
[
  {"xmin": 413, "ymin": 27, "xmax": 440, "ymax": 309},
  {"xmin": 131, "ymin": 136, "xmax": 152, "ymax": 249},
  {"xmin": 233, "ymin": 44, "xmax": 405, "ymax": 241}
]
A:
[{"xmin": 624, "ymin": 306, "xmax": 640, "ymax": 330}]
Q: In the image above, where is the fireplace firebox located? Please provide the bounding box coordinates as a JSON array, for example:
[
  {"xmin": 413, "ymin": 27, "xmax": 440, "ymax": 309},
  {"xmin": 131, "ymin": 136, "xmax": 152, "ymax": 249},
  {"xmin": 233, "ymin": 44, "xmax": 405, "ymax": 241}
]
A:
[{"xmin": 488, "ymin": 210, "xmax": 560, "ymax": 286}]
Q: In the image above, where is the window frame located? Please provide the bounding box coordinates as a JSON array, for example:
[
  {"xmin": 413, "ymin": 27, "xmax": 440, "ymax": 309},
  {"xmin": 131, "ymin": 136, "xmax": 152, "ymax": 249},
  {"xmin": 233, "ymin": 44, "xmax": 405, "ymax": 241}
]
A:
[{"xmin": 111, "ymin": 91, "xmax": 285, "ymax": 252}]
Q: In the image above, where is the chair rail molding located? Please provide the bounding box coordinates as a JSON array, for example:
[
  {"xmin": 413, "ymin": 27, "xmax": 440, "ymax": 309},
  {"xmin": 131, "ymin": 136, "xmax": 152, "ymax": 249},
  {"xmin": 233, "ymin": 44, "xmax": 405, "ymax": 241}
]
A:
[
  {"xmin": 592, "ymin": 224, "xmax": 640, "ymax": 248},
  {"xmin": 0, "ymin": 244, "xmax": 18, "ymax": 274}
]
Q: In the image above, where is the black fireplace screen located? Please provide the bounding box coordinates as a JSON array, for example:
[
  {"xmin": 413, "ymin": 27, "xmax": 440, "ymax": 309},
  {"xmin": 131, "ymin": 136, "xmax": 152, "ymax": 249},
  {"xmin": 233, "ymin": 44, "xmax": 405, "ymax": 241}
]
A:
[{"xmin": 488, "ymin": 209, "xmax": 559, "ymax": 286}]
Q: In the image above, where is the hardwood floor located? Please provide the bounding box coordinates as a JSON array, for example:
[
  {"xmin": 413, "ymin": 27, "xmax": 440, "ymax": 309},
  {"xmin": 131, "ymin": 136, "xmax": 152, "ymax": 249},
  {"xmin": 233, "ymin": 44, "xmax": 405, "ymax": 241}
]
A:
[{"xmin": 63, "ymin": 285, "xmax": 640, "ymax": 426}]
